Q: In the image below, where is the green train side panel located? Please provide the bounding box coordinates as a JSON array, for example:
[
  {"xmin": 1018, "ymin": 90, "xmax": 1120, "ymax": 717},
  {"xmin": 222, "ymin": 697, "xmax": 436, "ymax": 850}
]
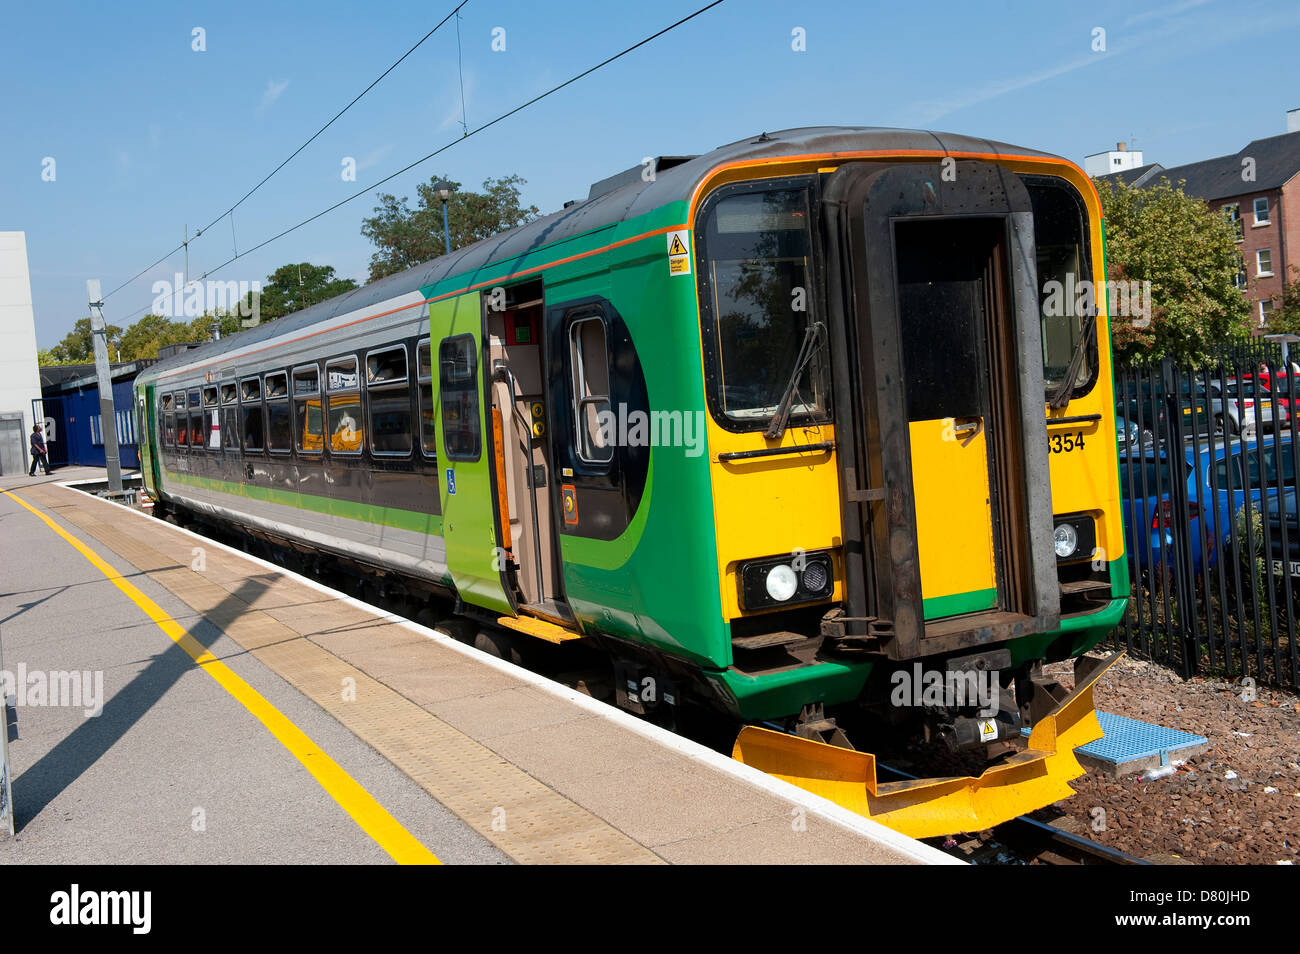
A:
[
  {"xmin": 551, "ymin": 205, "xmax": 730, "ymax": 669},
  {"xmin": 429, "ymin": 291, "xmax": 513, "ymax": 616},
  {"xmin": 136, "ymin": 382, "xmax": 159, "ymax": 496}
]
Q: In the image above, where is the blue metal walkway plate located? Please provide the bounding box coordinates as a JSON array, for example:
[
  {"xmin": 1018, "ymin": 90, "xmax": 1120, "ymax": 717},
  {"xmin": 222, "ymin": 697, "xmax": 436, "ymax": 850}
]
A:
[{"xmin": 1075, "ymin": 711, "xmax": 1208, "ymax": 765}]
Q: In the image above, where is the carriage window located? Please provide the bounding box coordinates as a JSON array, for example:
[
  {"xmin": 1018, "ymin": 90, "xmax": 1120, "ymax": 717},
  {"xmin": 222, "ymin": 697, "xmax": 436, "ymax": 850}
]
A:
[
  {"xmin": 242, "ymin": 404, "xmax": 264, "ymax": 451},
  {"xmin": 439, "ymin": 335, "xmax": 480, "ymax": 461},
  {"xmin": 697, "ymin": 180, "xmax": 829, "ymax": 430},
  {"xmin": 294, "ymin": 366, "xmax": 322, "ymax": 454},
  {"xmin": 222, "ymin": 403, "xmax": 240, "ymax": 451},
  {"xmin": 367, "ymin": 346, "xmax": 412, "ymax": 456},
  {"xmin": 417, "ymin": 339, "xmax": 437, "ymax": 457},
  {"xmin": 326, "ymin": 357, "xmax": 363, "ymax": 454},
  {"xmin": 240, "ymin": 378, "xmax": 262, "ymax": 402},
  {"xmin": 569, "ymin": 315, "xmax": 613, "ymax": 464},
  {"xmin": 1026, "ymin": 178, "xmax": 1096, "ymax": 401},
  {"xmin": 161, "ymin": 394, "xmax": 174, "ymax": 410},
  {"xmin": 164, "ymin": 412, "xmax": 177, "ymax": 446},
  {"xmin": 191, "ymin": 409, "xmax": 207, "ymax": 451},
  {"xmin": 203, "ymin": 387, "xmax": 218, "ymax": 408},
  {"xmin": 265, "ymin": 372, "xmax": 291, "ymax": 453},
  {"xmin": 221, "ymin": 383, "xmax": 238, "ymax": 405}
]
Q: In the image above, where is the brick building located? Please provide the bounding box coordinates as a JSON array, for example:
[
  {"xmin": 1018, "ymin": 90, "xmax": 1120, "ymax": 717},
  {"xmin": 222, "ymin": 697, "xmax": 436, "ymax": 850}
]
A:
[{"xmin": 1096, "ymin": 125, "xmax": 1300, "ymax": 332}]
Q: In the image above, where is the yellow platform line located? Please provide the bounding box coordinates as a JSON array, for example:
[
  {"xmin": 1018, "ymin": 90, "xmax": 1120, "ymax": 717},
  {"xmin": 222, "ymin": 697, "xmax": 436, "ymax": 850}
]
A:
[{"xmin": 3, "ymin": 490, "xmax": 439, "ymax": 866}]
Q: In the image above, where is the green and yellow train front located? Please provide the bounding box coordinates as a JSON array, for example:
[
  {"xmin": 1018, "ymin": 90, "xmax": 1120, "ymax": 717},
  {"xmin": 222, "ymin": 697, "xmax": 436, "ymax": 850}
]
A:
[{"xmin": 567, "ymin": 150, "xmax": 1129, "ymax": 729}]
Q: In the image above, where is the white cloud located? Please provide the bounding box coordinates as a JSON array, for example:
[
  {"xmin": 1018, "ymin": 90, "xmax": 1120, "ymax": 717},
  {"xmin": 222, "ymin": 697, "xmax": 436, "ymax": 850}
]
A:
[{"xmin": 258, "ymin": 79, "xmax": 290, "ymax": 113}]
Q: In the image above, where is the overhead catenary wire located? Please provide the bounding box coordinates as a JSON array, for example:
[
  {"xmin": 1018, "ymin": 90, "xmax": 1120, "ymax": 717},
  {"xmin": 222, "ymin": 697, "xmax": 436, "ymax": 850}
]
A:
[
  {"xmin": 102, "ymin": 0, "xmax": 471, "ymax": 303},
  {"xmin": 112, "ymin": 0, "xmax": 727, "ymax": 325}
]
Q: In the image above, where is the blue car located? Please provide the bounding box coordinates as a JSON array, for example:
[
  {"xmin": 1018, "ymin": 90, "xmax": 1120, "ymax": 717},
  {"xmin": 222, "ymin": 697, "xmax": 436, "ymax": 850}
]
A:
[{"xmin": 1120, "ymin": 435, "xmax": 1296, "ymax": 576}]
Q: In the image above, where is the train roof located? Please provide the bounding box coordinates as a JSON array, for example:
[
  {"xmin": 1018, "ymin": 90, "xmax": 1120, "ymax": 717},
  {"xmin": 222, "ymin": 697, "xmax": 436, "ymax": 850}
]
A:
[{"xmin": 139, "ymin": 125, "xmax": 1063, "ymax": 381}]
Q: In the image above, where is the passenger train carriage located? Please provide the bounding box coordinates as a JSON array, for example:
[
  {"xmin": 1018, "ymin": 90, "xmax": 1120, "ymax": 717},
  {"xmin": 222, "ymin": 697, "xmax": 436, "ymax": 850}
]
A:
[{"xmin": 134, "ymin": 127, "xmax": 1129, "ymax": 836}]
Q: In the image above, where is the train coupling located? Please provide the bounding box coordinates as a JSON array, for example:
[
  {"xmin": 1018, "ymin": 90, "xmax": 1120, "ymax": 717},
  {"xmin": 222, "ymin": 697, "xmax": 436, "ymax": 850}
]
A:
[{"xmin": 732, "ymin": 651, "xmax": 1124, "ymax": 839}]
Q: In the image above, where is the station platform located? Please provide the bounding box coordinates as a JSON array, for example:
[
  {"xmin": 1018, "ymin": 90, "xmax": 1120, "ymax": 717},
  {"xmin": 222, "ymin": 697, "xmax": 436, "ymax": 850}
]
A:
[{"xmin": 0, "ymin": 469, "xmax": 953, "ymax": 865}]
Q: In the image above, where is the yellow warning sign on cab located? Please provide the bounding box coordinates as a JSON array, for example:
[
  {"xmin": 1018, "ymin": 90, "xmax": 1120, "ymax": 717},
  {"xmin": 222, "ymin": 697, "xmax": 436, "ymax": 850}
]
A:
[{"xmin": 667, "ymin": 230, "xmax": 691, "ymax": 276}]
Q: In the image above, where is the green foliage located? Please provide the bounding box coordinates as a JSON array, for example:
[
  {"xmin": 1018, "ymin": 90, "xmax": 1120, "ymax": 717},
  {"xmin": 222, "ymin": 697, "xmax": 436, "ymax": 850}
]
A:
[
  {"xmin": 116, "ymin": 311, "xmax": 243, "ymax": 362},
  {"xmin": 247, "ymin": 263, "xmax": 360, "ymax": 322},
  {"xmin": 1264, "ymin": 266, "xmax": 1300, "ymax": 335},
  {"xmin": 49, "ymin": 316, "xmax": 124, "ymax": 363},
  {"xmin": 360, "ymin": 173, "xmax": 540, "ymax": 281},
  {"xmin": 38, "ymin": 347, "xmax": 70, "ymax": 367},
  {"xmin": 1096, "ymin": 178, "xmax": 1252, "ymax": 365}
]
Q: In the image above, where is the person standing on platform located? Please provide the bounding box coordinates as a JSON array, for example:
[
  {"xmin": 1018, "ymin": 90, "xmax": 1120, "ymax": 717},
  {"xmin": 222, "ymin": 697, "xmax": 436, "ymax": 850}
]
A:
[{"xmin": 29, "ymin": 424, "xmax": 51, "ymax": 476}]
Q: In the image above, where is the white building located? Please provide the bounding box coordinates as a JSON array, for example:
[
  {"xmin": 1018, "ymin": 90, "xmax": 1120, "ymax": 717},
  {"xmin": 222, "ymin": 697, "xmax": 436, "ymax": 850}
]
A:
[
  {"xmin": 0, "ymin": 232, "xmax": 43, "ymax": 476},
  {"xmin": 1084, "ymin": 141, "xmax": 1145, "ymax": 178}
]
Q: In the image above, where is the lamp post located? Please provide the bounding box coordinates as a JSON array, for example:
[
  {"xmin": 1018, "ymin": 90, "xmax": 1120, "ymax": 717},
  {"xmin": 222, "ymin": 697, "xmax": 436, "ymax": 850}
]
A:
[
  {"xmin": 433, "ymin": 180, "xmax": 453, "ymax": 255},
  {"xmin": 86, "ymin": 279, "xmax": 123, "ymax": 495}
]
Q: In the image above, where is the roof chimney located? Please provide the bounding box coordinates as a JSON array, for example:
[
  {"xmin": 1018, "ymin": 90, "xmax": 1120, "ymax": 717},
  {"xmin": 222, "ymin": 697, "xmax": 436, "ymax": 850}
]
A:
[{"xmin": 1117, "ymin": 141, "xmax": 1127, "ymax": 152}]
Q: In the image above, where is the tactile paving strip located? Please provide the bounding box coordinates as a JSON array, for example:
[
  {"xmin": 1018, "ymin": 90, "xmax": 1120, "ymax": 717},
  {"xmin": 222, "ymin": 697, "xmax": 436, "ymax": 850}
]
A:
[
  {"xmin": 36, "ymin": 486, "xmax": 662, "ymax": 865},
  {"xmin": 1075, "ymin": 710, "xmax": 1208, "ymax": 765}
]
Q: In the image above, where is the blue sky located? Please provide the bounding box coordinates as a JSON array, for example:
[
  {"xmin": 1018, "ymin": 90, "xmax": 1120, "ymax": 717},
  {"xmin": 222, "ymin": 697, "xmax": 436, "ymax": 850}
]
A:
[{"xmin": 3, "ymin": 0, "xmax": 1298, "ymax": 347}]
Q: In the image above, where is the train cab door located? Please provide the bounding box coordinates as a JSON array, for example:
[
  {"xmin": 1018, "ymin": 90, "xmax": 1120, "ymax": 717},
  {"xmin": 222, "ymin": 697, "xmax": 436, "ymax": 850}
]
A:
[
  {"xmin": 481, "ymin": 280, "xmax": 571, "ymax": 625},
  {"xmin": 823, "ymin": 160, "xmax": 1060, "ymax": 659},
  {"xmin": 431, "ymin": 290, "xmax": 515, "ymax": 615}
]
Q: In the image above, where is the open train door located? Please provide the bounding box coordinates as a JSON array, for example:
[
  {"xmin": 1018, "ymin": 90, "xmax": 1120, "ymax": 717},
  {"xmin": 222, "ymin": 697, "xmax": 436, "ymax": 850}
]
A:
[{"xmin": 821, "ymin": 160, "xmax": 1060, "ymax": 660}]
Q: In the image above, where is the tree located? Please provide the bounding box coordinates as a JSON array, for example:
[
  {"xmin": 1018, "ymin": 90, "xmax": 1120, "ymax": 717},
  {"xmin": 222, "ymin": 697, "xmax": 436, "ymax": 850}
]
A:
[
  {"xmin": 360, "ymin": 174, "xmax": 540, "ymax": 281},
  {"xmin": 251, "ymin": 263, "xmax": 360, "ymax": 322},
  {"xmin": 115, "ymin": 311, "xmax": 245, "ymax": 361},
  {"xmin": 118, "ymin": 313, "xmax": 190, "ymax": 361},
  {"xmin": 1263, "ymin": 266, "xmax": 1300, "ymax": 336},
  {"xmin": 1096, "ymin": 178, "xmax": 1252, "ymax": 365},
  {"xmin": 49, "ymin": 317, "xmax": 123, "ymax": 363},
  {"xmin": 38, "ymin": 348, "xmax": 69, "ymax": 367}
]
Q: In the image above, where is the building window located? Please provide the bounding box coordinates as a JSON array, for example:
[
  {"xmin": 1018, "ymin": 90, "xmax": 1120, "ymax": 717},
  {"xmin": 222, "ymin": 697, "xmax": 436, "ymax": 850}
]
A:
[
  {"xmin": 1258, "ymin": 248, "xmax": 1274, "ymax": 277},
  {"xmin": 1261, "ymin": 299, "xmax": 1275, "ymax": 325},
  {"xmin": 1222, "ymin": 203, "xmax": 1243, "ymax": 240},
  {"xmin": 1254, "ymin": 197, "xmax": 1270, "ymax": 225},
  {"xmin": 1234, "ymin": 253, "xmax": 1248, "ymax": 290}
]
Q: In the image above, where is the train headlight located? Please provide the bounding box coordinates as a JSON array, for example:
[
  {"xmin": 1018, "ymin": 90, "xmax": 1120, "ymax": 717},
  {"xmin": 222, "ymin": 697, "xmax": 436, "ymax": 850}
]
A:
[
  {"xmin": 738, "ymin": 551, "xmax": 836, "ymax": 611},
  {"xmin": 765, "ymin": 565, "xmax": 799, "ymax": 602},
  {"xmin": 1052, "ymin": 514, "xmax": 1097, "ymax": 564},
  {"xmin": 1054, "ymin": 523, "xmax": 1079, "ymax": 559}
]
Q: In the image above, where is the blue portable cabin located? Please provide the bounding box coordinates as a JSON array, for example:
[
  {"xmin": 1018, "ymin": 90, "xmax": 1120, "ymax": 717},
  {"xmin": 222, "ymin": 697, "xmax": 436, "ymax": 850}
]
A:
[{"xmin": 38, "ymin": 360, "xmax": 157, "ymax": 469}]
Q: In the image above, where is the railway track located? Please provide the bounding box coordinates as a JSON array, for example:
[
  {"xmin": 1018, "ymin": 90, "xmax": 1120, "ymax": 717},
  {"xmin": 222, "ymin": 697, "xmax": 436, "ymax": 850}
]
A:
[{"xmin": 985, "ymin": 814, "xmax": 1148, "ymax": 865}]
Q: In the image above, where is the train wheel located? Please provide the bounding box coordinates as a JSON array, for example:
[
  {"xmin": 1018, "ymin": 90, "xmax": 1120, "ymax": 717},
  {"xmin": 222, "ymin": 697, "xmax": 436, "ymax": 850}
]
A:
[{"xmin": 474, "ymin": 627, "xmax": 526, "ymax": 666}]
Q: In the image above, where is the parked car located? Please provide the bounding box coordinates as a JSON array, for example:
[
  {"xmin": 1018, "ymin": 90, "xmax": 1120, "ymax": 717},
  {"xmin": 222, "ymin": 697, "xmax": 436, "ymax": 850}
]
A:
[
  {"xmin": 1117, "ymin": 415, "xmax": 1153, "ymax": 449},
  {"xmin": 1252, "ymin": 368, "xmax": 1300, "ymax": 421},
  {"xmin": 1208, "ymin": 377, "xmax": 1288, "ymax": 435},
  {"xmin": 1120, "ymin": 434, "xmax": 1296, "ymax": 576},
  {"xmin": 1118, "ymin": 377, "xmax": 1214, "ymax": 439}
]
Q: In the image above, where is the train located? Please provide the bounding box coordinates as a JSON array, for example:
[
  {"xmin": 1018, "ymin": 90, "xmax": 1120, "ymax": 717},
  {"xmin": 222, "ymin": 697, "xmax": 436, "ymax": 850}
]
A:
[{"xmin": 133, "ymin": 126, "xmax": 1129, "ymax": 837}]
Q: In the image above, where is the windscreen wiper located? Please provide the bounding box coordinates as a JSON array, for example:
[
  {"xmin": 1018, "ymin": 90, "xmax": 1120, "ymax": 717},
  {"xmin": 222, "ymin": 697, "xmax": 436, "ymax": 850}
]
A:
[
  {"xmin": 764, "ymin": 321, "xmax": 826, "ymax": 440},
  {"xmin": 1049, "ymin": 309, "xmax": 1096, "ymax": 409}
]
